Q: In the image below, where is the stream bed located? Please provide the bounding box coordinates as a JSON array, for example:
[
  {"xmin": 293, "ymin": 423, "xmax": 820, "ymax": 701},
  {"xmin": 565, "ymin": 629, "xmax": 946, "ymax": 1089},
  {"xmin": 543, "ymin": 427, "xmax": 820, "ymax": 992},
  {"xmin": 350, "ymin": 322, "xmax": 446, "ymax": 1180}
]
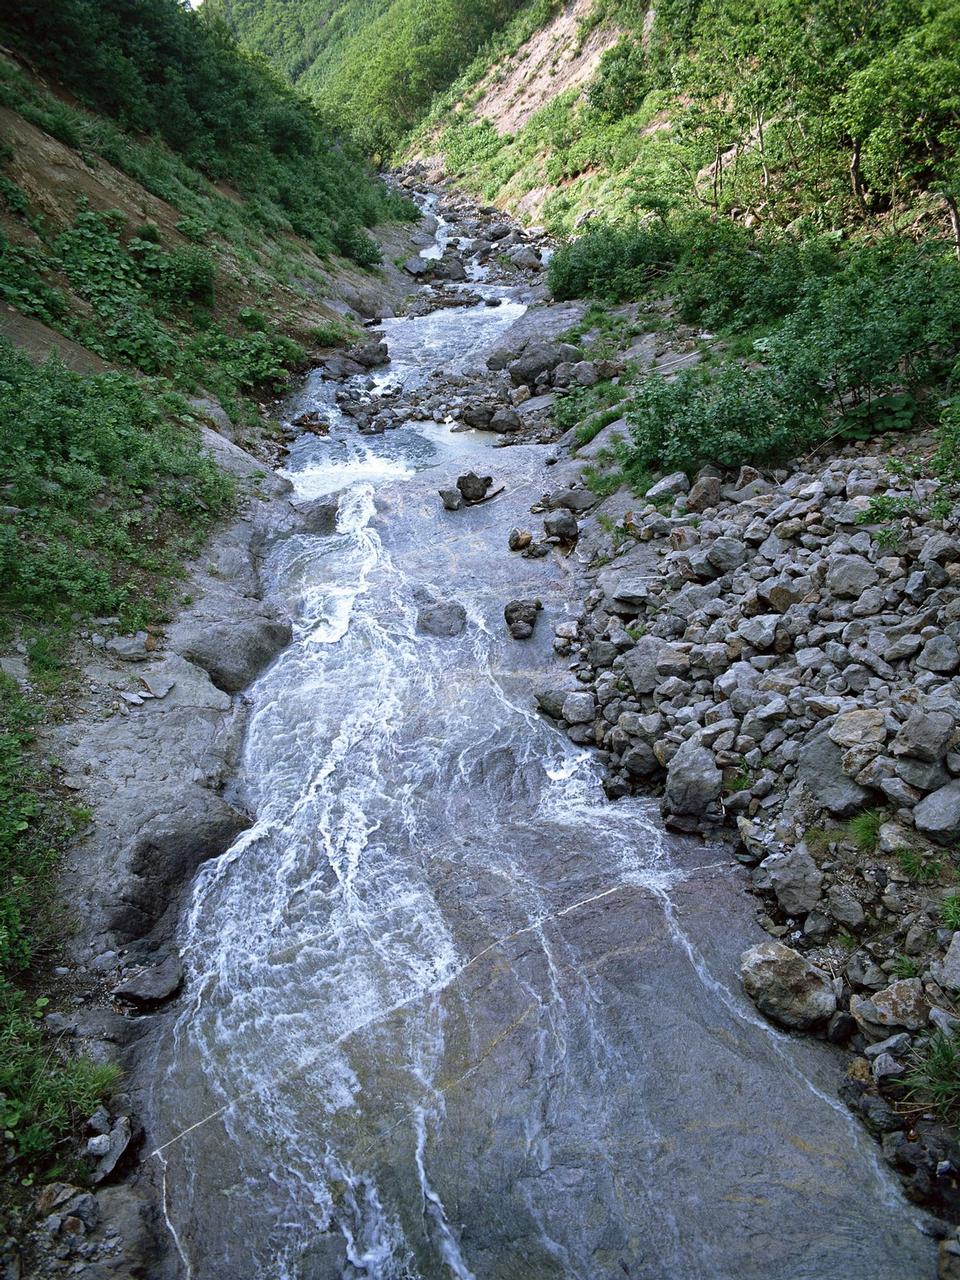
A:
[{"xmin": 146, "ymin": 212, "xmax": 935, "ymax": 1280}]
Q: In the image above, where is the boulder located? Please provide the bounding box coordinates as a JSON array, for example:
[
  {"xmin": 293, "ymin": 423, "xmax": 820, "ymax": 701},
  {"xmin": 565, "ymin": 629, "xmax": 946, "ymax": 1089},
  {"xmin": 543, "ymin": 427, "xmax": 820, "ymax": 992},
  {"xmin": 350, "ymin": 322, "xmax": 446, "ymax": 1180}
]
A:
[
  {"xmin": 440, "ymin": 488, "xmax": 464, "ymax": 511},
  {"xmin": 798, "ymin": 731, "xmax": 872, "ymax": 816},
  {"xmin": 917, "ymin": 635, "xmax": 960, "ymax": 673},
  {"xmin": 112, "ymin": 953, "xmax": 184, "ymax": 1010},
  {"xmin": 489, "ymin": 408, "xmax": 522, "ymax": 433},
  {"xmin": 646, "ymin": 472, "xmax": 690, "ymax": 500},
  {"xmin": 892, "ymin": 709, "xmax": 956, "ymax": 762},
  {"xmin": 506, "ymin": 342, "xmax": 579, "ymax": 387},
  {"xmin": 662, "ymin": 739, "xmax": 722, "ymax": 817},
  {"xmin": 827, "ymin": 708, "xmax": 887, "ymax": 749},
  {"xmin": 914, "ymin": 781, "xmax": 960, "ymax": 845},
  {"xmin": 850, "ymin": 979, "xmax": 928, "ymax": 1040},
  {"xmin": 178, "ymin": 613, "xmax": 292, "ymax": 693},
  {"xmin": 504, "ymin": 599, "xmax": 542, "ymax": 640},
  {"xmin": 543, "ymin": 509, "xmax": 579, "ymax": 545},
  {"xmin": 457, "ymin": 472, "xmax": 493, "ymax": 502},
  {"xmin": 562, "ymin": 692, "xmax": 596, "ymax": 725},
  {"xmin": 740, "ymin": 940, "xmax": 836, "ymax": 1029},
  {"xmin": 706, "ymin": 537, "xmax": 749, "ymax": 573},
  {"xmin": 686, "ymin": 475, "xmax": 722, "ymax": 513},
  {"xmin": 754, "ymin": 844, "xmax": 822, "ymax": 916},
  {"xmin": 416, "ymin": 601, "xmax": 467, "ymax": 637},
  {"xmin": 826, "ymin": 554, "xmax": 879, "ymax": 599},
  {"xmin": 621, "ymin": 635, "xmax": 669, "ymax": 695}
]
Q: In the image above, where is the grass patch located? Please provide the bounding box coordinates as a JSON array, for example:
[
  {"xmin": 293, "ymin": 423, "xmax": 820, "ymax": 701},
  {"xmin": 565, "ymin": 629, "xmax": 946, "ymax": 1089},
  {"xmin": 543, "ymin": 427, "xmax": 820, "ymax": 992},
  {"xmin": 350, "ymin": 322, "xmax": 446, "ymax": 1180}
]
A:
[
  {"xmin": 896, "ymin": 846, "xmax": 944, "ymax": 884},
  {"xmin": 906, "ymin": 1033, "xmax": 960, "ymax": 1124},
  {"xmin": 847, "ymin": 809, "xmax": 885, "ymax": 855},
  {"xmin": 941, "ymin": 895, "xmax": 960, "ymax": 931}
]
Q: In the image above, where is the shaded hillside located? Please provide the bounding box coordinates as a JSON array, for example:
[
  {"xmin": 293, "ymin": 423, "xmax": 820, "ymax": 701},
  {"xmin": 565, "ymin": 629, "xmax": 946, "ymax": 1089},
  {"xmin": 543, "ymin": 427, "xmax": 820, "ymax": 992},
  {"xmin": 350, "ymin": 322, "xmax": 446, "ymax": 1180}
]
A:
[{"xmin": 207, "ymin": 0, "xmax": 537, "ymax": 154}]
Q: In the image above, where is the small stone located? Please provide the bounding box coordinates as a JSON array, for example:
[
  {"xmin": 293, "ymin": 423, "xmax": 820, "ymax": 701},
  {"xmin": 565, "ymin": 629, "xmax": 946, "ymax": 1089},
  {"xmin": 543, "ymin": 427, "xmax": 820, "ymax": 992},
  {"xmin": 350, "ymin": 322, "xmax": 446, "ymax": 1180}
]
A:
[
  {"xmin": 439, "ymin": 488, "xmax": 464, "ymax": 511},
  {"xmin": 504, "ymin": 599, "xmax": 542, "ymax": 640},
  {"xmin": 508, "ymin": 528, "xmax": 533, "ymax": 552}
]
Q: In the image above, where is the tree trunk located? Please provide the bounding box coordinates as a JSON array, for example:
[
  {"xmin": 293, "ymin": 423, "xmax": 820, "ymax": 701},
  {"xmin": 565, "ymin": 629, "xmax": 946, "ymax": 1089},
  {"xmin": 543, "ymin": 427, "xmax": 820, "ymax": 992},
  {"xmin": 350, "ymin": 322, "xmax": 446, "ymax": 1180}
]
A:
[
  {"xmin": 849, "ymin": 140, "xmax": 867, "ymax": 212},
  {"xmin": 945, "ymin": 193, "xmax": 960, "ymax": 260}
]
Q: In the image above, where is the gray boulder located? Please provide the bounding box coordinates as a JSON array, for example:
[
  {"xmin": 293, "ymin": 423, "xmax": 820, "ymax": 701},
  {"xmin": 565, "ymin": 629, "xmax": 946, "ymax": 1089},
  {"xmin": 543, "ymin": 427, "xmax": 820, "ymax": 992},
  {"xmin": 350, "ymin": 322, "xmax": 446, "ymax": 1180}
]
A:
[
  {"xmin": 706, "ymin": 537, "xmax": 749, "ymax": 573},
  {"xmin": 562, "ymin": 692, "xmax": 596, "ymax": 725},
  {"xmin": 754, "ymin": 844, "xmax": 822, "ymax": 916},
  {"xmin": 543, "ymin": 509, "xmax": 579, "ymax": 545},
  {"xmin": 798, "ymin": 731, "xmax": 872, "ymax": 816},
  {"xmin": 892, "ymin": 709, "xmax": 956, "ymax": 762},
  {"xmin": 740, "ymin": 940, "xmax": 836, "ymax": 1029},
  {"xmin": 646, "ymin": 472, "xmax": 690, "ymax": 500},
  {"xmin": 826, "ymin": 554, "xmax": 878, "ymax": 599},
  {"xmin": 917, "ymin": 635, "xmax": 960, "ymax": 673},
  {"xmin": 439, "ymin": 488, "xmax": 464, "ymax": 511},
  {"xmin": 178, "ymin": 613, "xmax": 292, "ymax": 693},
  {"xmin": 112, "ymin": 953, "xmax": 184, "ymax": 1010},
  {"xmin": 621, "ymin": 635, "xmax": 669, "ymax": 695},
  {"xmin": 662, "ymin": 739, "xmax": 722, "ymax": 817},
  {"xmin": 489, "ymin": 408, "xmax": 522, "ymax": 433},
  {"xmin": 914, "ymin": 781, "xmax": 960, "ymax": 845}
]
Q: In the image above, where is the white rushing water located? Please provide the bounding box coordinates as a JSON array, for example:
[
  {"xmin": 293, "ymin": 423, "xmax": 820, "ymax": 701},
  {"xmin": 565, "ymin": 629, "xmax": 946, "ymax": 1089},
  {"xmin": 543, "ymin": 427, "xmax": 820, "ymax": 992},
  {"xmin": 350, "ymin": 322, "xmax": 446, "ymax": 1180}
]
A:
[{"xmin": 149, "ymin": 222, "xmax": 935, "ymax": 1280}]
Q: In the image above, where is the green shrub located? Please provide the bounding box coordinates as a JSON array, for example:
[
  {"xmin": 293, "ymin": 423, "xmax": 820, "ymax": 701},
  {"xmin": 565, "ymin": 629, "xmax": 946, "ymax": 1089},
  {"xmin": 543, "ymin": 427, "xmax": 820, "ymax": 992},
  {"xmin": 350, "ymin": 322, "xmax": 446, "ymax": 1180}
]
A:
[
  {"xmin": 0, "ymin": 342, "xmax": 233, "ymax": 628},
  {"xmin": 906, "ymin": 1032, "xmax": 960, "ymax": 1123}
]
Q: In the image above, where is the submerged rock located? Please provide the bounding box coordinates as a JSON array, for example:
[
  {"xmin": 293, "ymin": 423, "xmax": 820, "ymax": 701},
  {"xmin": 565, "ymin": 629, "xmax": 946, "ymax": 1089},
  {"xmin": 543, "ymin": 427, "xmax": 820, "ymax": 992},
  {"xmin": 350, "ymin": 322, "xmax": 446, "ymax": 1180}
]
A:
[{"xmin": 416, "ymin": 600, "xmax": 467, "ymax": 638}]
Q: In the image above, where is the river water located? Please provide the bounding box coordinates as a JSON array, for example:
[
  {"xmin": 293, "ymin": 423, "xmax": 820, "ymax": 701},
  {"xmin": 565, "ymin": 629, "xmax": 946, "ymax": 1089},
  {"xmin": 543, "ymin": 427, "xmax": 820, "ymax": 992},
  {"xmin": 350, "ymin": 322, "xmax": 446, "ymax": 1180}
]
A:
[{"xmin": 147, "ymin": 215, "xmax": 935, "ymax": 1279}]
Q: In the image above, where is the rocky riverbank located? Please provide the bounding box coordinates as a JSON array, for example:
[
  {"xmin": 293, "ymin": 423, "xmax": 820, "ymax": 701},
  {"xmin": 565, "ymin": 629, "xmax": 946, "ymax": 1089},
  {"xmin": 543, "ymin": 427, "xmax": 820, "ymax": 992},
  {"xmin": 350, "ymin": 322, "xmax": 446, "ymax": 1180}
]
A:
[{"xmin": 534, "ymin": 422, "xmax": 960, "ymax": 1249}]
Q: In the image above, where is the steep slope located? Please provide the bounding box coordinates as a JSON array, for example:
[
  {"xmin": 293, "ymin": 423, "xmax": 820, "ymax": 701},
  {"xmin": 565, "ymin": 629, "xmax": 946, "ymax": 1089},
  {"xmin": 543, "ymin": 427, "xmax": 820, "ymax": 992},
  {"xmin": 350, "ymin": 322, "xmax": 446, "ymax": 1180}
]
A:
[{"xmin": 207, "ymin": 0, "xmax": 537, "ymax": 153}]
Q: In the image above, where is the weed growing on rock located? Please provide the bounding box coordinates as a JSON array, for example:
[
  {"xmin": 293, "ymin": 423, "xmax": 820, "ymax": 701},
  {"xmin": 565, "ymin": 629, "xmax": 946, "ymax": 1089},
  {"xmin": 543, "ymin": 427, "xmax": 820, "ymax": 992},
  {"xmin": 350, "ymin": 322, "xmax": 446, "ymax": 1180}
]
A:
[{"xmin": 907, "ymin": 1033, "xmax": 960, "ymax": 1124}]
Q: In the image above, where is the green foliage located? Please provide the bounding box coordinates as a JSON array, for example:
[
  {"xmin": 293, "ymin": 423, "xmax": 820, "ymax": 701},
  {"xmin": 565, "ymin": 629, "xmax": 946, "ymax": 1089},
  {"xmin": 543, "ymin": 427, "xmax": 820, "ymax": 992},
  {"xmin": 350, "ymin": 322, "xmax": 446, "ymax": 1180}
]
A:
[
  {"xmin": 0, "ymin": 677, "xmax": 117, "ymax": 1176},
  {"xmin": 892, "ymin": 955, "xmax": 920, "ymax": 979},
  {"xmin": 906, "ymin": 1032, "xmax": 960, "ymax": 1124},
  {"xmin": 896, "ymin": 846, "xmax": 944, "ymax": 884},
  {"xmin": 0, "ymin": 0, "xmax": 413, "ymax": 265},
  {"xmin": 847, "ymin": 809, "xmax": 885, "ymax": 854},
  {"xmin": 210, "ymin": 0, "xmax": 532, "ymax": 158},
  {"xmin": 0, "ymin": 342, "xmax": 234, "ymax": 630},
  {"xmin": 941, "ymin": 894, "xmax": 960, "ymax": 930}
]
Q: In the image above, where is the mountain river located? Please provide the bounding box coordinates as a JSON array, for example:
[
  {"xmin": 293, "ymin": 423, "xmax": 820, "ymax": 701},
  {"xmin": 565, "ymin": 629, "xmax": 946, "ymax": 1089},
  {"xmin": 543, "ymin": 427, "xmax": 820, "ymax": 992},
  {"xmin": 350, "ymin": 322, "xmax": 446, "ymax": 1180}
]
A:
[{"xmin": 146, "ymin": 206, "xmax": 936, "ymax": 1280}]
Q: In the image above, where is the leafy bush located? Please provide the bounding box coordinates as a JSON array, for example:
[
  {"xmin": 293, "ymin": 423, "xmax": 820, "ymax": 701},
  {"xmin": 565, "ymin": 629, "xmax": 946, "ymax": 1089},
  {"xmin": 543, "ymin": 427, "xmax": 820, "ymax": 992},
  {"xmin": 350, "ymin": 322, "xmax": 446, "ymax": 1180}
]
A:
[
  {"xmin": 549, "ymin": 220, "xmax": 682, "ymax": 302},
  {"xmin": 0, "ymin": 342, "xmax": 233, "ymax": 628}
]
